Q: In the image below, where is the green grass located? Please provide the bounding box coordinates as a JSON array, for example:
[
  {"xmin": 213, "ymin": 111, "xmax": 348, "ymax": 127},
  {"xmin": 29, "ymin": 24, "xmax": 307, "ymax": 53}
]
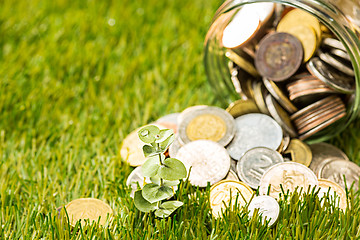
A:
[{"xmin": 1, "ymin": 0, "xmax": 360, "ymax": 239}]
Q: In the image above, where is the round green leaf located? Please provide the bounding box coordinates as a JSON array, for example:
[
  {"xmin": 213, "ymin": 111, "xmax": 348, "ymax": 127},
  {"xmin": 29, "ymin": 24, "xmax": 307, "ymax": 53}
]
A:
[
  {"xmin": 138, "ymin": 125, "xmax": 160, "ymax": 143},
  {"xmin": 142, "ymin": 155, "xmax": 161, "ymax": 177},
  {"xmin": 134, "ymin": 190, "xmax": 157, "ymax": 213},
  {"xmin": 150, "ymin": 175, "xmax": 180, "ymax": 187},
  {"xmin": 155, "ymin": 129, "xmax": 174, "ymax": 143},
  {"xmin": 159, "ymin": 134, "xmax": 175, "ymax": 152},
  {"xmin": 142, "ymin": 183, "xmax": 173, "ymax": 203},
  {"xmin": 158, "ymin": 158, "xmax": 187, "ymax": 181},
  {"xmin": 155, "ymin": 201, "xmax": 183, "ymax": 218}
]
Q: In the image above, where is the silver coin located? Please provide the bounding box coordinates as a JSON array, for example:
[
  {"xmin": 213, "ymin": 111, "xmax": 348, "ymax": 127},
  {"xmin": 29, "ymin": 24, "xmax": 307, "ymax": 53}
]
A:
[
  {"xmin": 126, "ymin": 166, "xmax": 151, "ymax": 198},
  {"xmin": 168, "ymin": 135, "xmax": 183, "ymax": 158},
  {"xmin": 306, "ymin": 57, "xmax": 355, "ymax": 94},
  {"xmin": 226, "ymin": 113, "xmax": 283, "ymax": 160},
  {"xmin": 330, "ymin": 49, "xmax": 351, "ymax": 62},
  {"xmin": 322, "ymin": 38, "xmax": 347, "ymax": 52},
  {"xmin": 318, "ymin": 158, "xmax": 360, "ymax": 191},
  {"xmin": 248, "ymin": 195, "xmax": 280, "ymax": 227},
  {"xmin": 224, "ymin": 169, "xmax": 239, "ymax": 181},
  {"xmin": 317, "ymin": 49, "xmax": 354, "ymax": 76},
  {"xmin": 178, "ymin": 105, "xmax": 208, "ymax": 125},
  {"xmin": 259, "ymin": 162, "xmax": 318, "ymax": 199},
  {"xmin": 156, "ymin": 113, "xmax": 180, "ymax": 133},
  {"xmin": 230, "ymin": 158, "xmax": 237, "ymax": 172},
  {"xmin": 237, "ymin": 147, "xmax": 284, "ymax": 189},
  {"xmin": 265, "ymin": 94, "xmax": 297, "ymax": 138},
  {"xmin": 281, "ymin": 132, "xmax": 291, "ymax": 153},
  {"xmin": 175, "ymin": 140, "xmax": 231, "ymax": 187},
  {"xmin": 309, "ymin": 142, "xmax": 349, "ymax": 175},
  {"xmin": 178, "ymin": 106, "xmax": 236, "ymax": 146},
  {"xmin": 253, "ymin": 81, "xmax": 271, "ymax": 115}
]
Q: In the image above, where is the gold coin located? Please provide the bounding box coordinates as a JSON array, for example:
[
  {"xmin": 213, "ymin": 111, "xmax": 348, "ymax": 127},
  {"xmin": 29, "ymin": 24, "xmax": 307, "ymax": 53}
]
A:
[
  {"xmin": 284, "ymin": 139, "xmax": 312, "ymax": 167},
  {"xmin": 226, "ymin": 99, "xmax": 260, "ymax": 118},
  {"xmin": 210, "ymin": 180, "xmax": 253, "ymax": 218},
  {"xmin": 120, "ymin": 124, "xmax": 164, "ymax": 166},
  {"xmin": 225, "ymin": 50, "xmax": 259, "ymax": 77},
  {"xmin": 253, "ymin": 82, "xmax": 270, "ymax": 115},
  {"xmin": 318, "ymin": 178, "xmax": 347, "ymax": 210},
  {"xmin": 64, "ymin": 198, "xmax": 113, "ymax": 226},
  {"xmin": 277, "ymin": 24, "xmax": 317, "ymax": 62},
  {"xmin": 186, "ymin": 114, "xmax": 226, "ymax": 142}
]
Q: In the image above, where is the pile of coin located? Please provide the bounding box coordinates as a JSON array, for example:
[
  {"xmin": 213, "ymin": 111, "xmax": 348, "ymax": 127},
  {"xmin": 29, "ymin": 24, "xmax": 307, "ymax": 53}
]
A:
[
  {"xmin": 223, "ymin": 4, "xmax": 355, "ymax": 140},
  {"xmin": 123, "ymin": 101, "xmax": 359, "ymax": 220}
]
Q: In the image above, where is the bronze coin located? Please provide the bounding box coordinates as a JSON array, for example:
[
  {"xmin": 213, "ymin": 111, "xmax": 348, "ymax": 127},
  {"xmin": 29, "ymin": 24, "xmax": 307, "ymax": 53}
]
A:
[
  {"xmin": 290, "ymin": 96, "xmax": 338, "ymax": 120},
  {"xmin": 255, "ymin": 32, "xmax": 303, "ymax": 82},
  {"xmin": 289, "ymin": 88, "xmax": 337, "ymax": 101}
]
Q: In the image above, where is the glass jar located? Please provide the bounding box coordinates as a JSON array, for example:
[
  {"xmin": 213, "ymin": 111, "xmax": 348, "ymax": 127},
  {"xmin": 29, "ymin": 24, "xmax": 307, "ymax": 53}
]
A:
[{"xmin": 204, "ymin": 0, "xmax": 360, "ymax": 142}]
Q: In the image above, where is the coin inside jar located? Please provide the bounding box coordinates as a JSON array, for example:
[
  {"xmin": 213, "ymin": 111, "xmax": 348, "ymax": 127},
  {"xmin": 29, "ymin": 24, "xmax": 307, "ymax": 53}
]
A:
[{"xmin": 255, "ymin": 32, "xmax": 303, "ymax": 82}]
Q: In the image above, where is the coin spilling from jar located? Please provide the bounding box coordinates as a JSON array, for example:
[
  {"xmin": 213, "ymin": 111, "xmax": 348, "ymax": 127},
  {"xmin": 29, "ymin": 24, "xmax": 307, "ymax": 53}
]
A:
[
  {"xmin": 123, "ymin": 102, "xmax": 359, "ymax": 221},
  {"xmin": 222, "ymin": 4, "xmax": 355, "ymax": 140}
]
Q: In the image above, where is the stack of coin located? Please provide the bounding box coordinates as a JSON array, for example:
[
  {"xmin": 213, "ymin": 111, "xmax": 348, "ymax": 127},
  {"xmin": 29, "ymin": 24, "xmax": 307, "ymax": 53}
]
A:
[{"xmin": 222, "ymin": 5, "xmax": 356, "ymax": 140}]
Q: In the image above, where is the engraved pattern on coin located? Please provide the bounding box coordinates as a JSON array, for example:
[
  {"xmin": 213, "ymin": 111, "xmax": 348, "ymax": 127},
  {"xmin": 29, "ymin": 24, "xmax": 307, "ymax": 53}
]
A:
[
  {"xmin": 210, "ymin": 180, "xmax": 253, "ymax": 218},
  {"xmin": 175, "ymin": 140, "xmax": 231, "ymax": 187},
  {"xmin": 259, "ymin": 162, "xmax": 318, "ymax": 199},
  {"xmin": 284, "ymin": 139, "xmax": 312, "ymax": 167},
  {"xmin": 227, "ymin": 113, "xmax": 283, "ymax": 160},
  {"xmin": 317, "ymin": 178, "xmax": 347, "ymax": 210},
  {"xmin": 237, "ymin": 147, "xmax": 284, "ymax": 189},
  {"xmin": 248, "ymin": 195, "xmax": 280, "ymax": 226}
]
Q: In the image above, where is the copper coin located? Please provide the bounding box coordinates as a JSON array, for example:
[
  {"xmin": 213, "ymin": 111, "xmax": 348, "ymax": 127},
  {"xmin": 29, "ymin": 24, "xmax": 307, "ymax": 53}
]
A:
[
  {"xmin": 255, "ymin": 32, "xmax": 303, "ymax": 82},
  {"xmin": 289, "ymin": 88, "xmax": 337, "ymax": 101},
  {"xmin": 290, "ymin": 96, "xmax": 338, "ymax": 120}
]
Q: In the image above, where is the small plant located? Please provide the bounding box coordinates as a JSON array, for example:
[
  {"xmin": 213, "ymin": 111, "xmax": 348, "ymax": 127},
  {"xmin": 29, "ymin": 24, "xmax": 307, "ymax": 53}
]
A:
[{"xmin": 133, "ymin": 125, "xmax": 187, "ymax": 218}]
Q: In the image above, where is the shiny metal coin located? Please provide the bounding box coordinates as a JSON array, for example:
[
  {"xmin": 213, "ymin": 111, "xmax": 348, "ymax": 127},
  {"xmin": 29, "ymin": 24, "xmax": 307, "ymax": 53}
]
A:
[
  {"xmin": 317, "ymin": 178, "xmax": 347, "ymax": 210},
  {"xmin": 156, "ymin": 113, "xmax": 180, "ymax": 133},
  {"xmin": 225, "ymin": 50, "xmax": 259, "ymax": 77},
  {"xmin": 210, "ymin": 180, "xmax": 253, "ymax": 218},
  {"xmin": 175, "ymin": 140, "xmax": 230, "ymax": 187},
  {"xmin": 259, "ymin": 162, "xmax": 318, "ymax": 199},
  {"xmin": 255, "ymin": 32, "xmax": 303, "ymax": 82},
  {"xmin": 178, "ymin": 105, "xmax": 208, "ymax": 124},
  {"xmin": 290, "ymin": 96, "xmax": 338, "ymax": 120},
  {"xmin": 307, "ymin": 57, "xmax": 355, "ymax": 94},
  {"xmin": 318, "ymin": 158, "xmax": 360, "ymax": 191},
  {"xmin": 330, "ymin": 48, "xmax": 351, "ymax": 62},
  {"xmin": 224, "ymin": 169, "xmax": 240, "ymax": 181},
  {"xmin": 322, "ymin": 38, "xmax": 347, "ymax": 52},
  {"xmin": 317, "ymin": 49, "xmax": 354, "ymax": 76},
  {"xmin": 253, "ymin": 81, "xmax": 270, "ymax": 115},
  {"xmin": 248, "ymin": 195, "xmax": 280, "ymax": 227},
  {"xmin": 178, "ymin": 106, "xmax": 235, "ymax": 146},
  {"xmin": 237, "ymin": 147, "xmax": 284, "ymax": 189},
  {"xmin": 126, "ymin": 166, "xmax": 151, "ymax": 198},
  {"xmin": 226, "ymin": 99, "xmax": 260, "ymax": 118},
  {"xmin": 168, "ymin": 135, "xmax": 183, "ymax": 158},
  {"xmin": 226, "ymin": 113, "xmax": 283, "ymax": 160},
  {"xmin": 284, "ymin": 139, "xmax": 312, "ymax": 167},
  {"xmin": 265, "ymin": 94, "xmax": 297, "ymax": 138}
]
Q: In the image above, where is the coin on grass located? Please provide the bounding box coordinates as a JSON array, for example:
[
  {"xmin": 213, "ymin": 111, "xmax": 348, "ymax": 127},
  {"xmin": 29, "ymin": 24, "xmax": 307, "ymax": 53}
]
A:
[
  {"xmin": 226, "ymin": 99, "xmax": 260, "ymax": 118},
  {"xmin": 255, "ymin": 32, "xmax": 303, "ymax": 81},
  {"xmin": 248, "ymin": 195, "xmax": 280, "ymax": 226},
  {"xmin": 155, "ymin": 113, "xmax": 180, "ymax": 134},
  {"xmin": 210, "ymin": 180, "xmax": 253, "ymax": 218},
  {"xmin": 226, "ymin": 113, "xmax": 283, "ymax": 160},
  {"xmin": 175, "ymin": 140, "xmax": 230, "ymax": 187},
  {"xmin": 178, "ymin": 106, "xmax": 235, "ymax": 146},
  {"xmin": 237, "ymin": 147, "xmax": 284, "ymax": 189},
  {"xmin": 259, "ymin": 162, "xmax": 318, "ymax": 199},
  {"xmin": 65, "ymin": 198, "xmax": 113, "ymax": 226},
  {"xmin": 168, "ymin": 135, "xmax": 183, "ymax": 158},
  {"xmin": 318, "ymin": 158, "xmax": 360, "ymax": 191},
  {"xmin": 307, "ymin": 57, "xmax": 355, "ymax": 94},
  {"xmin": 126, "ymin": 166, "xmax": 151, "ymax": 198},
  {"xmin": 317, "ymin": 178, "xmax": 347, "ymax": 210},
  {"xmin": 284, "ymin": 139, "xmax": 312, "ymax": 167},
  {"xmin": 120, "ymin": 124, "xmax": 164, "ymax": 166}
]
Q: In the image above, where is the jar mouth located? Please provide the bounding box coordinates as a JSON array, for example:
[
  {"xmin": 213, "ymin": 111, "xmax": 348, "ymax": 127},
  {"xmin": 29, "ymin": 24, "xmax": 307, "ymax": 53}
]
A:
[{"xmin": 204, "ymin": 0, "xmax": 360, "ymax": 142}]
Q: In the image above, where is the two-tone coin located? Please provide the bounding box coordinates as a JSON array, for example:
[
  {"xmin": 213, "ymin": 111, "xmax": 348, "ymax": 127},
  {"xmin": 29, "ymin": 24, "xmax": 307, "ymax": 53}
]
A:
[
  {"xmin": 64, "ymin": 198, "xmax": 113, "ymax": 226},
  {"xmin": 284, "ymin": 139, "xmax": 312, "ymax": 167},
  {"xmin": 210, "ymin": 180, "xmax": 253, "ymax": 218},
  {"xmin": 226, "ymin": 113, "xmax": 283, "ymax": 160},
  {"xmin": 259, "ymin": 162, "xmax": 319, "ymax": 199},
  {"xmin": 255, "ymin": 32, "xmax": 303, "ymax": 81},
  {"xmin": 317, "ymin": 178, "xmax": 347, "ymax": 210},
  {"xmin": 237, "ymin": 147, "xmax": 284, "ymax": 189},
  {"xmin": 178, "ymin": 106, "xmax": 235, "ymax": 146},
  {"xmin": 175, "ymin": 140, "xmax": 231, "ymax": 187},
  {"xmin": 248, "ymin": 195, "xmax": 280, "ymax": 226}
]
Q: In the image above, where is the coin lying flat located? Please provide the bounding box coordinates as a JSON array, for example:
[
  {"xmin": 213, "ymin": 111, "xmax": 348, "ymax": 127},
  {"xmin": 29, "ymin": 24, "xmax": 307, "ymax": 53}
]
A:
[
  {"xmin": 226, "ymin": 113, "xmax": 283, "ymax": 160},
  {"xmin": 120, "ymin": 124, "xmax": 164, "ymax": 166},
  {"xmin": 155, "ymin": 113, "xmax": 180, "ymax": 134},
  {"xmin": 175, "ymin": 140, "xmax": 230, "ymax": 187},
  {"xmin": 306, "ymin": 57, "xmax": 355, "ymax": 94},
  {"xmin": 259, "ymin": 162, "xmax": 318, "ymax": 199},
  {"xmin": 284, "ymin": 139, "xmax": 312, "ymax": 167},
  {"xmin": 237, "ymin": 147, "xmax": 284, "ymax": 189},
  {"xmin": 318, "ymin": 158, "xmax": 360, "ymax": 191},
  {"xmin": 178, "ymin": 106, "xmax": 235, "ymax": 146},
  {"xmin": 226, "ymin": 99, "xmax": 260, "ymax": 118},
  {"xmin": 248, "ymin": 195, "xmax": 280, "ymax": 226},
  {"xmin": 126, "ymin": 166, "xmax": 151, "ymax": 198},
  {"xmin": 65, "ymin": 198, "xmax": 113, "ymax": 226},
  {"xmin": 210, "ymin": 180, "xmax": 253, "ymax": 218},
  {"xmin": 255, "ymin": 32, "xmax": 303, "ymax": 81},
  {"xmin": 317, "ymin": 178, "xmax": 347, "ymax": 210}
]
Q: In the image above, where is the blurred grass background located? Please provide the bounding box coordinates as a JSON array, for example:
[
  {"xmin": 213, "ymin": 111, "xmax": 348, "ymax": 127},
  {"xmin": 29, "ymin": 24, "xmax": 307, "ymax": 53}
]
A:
[{"xmin": 1, "ymin": 0, "xmax": 360, "ymax": 239}]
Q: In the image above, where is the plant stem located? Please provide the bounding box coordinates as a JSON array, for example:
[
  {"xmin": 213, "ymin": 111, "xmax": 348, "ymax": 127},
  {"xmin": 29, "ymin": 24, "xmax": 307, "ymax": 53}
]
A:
[{"xmin": 157, "ymin": 142, "xmax": 164, "ymax": 187}]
